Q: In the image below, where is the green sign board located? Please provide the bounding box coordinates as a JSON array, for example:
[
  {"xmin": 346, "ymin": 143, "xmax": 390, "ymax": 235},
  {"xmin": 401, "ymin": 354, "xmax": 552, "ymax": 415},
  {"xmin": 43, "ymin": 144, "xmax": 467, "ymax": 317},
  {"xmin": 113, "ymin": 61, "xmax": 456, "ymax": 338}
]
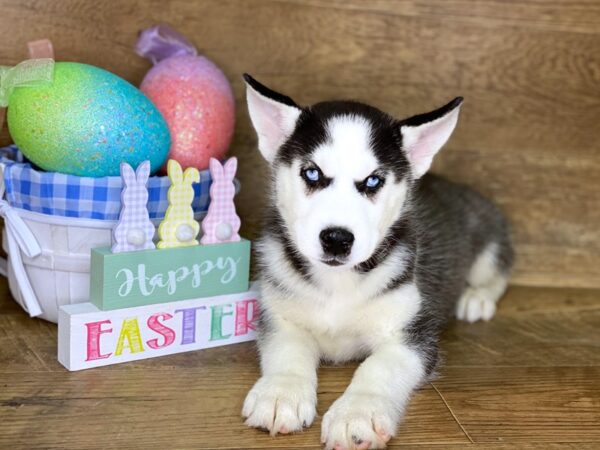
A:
[{"xmin": 90, "ymin": 239, "xmax": 251, "ymax": 311}]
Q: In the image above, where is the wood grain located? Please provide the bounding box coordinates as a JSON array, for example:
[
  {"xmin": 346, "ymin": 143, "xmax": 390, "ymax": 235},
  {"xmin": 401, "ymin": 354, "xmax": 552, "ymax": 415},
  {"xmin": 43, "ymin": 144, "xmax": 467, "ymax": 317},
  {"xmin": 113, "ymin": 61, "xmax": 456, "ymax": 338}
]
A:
[
  {"xmin": 0, "ymin": 371, "xmax": 468, "ymax": 449},
  {"xmin": 1, "ymin": 279, "xmax": 599, "ymax": 448},
  {"xmin": 435, "ymin": 366, "xmax": 600, "ymax": 443},
  {"xmin": 441, "ymin": 285, "xmax": 600, "ymax": 367},
  {"xmin": 0, "ymin": 0, "xmax": 599, "ymax": 288}
]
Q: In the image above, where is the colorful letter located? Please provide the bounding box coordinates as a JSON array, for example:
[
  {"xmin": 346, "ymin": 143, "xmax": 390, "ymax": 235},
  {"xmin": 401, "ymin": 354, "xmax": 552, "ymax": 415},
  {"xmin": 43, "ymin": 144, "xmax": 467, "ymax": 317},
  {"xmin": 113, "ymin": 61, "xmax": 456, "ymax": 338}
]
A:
[
  {"xmin": 146, "ymin": 313, "xmax": 176, "ymax": 349},
  {"xmin": 115, "ymin": 318, "xmax": 145, "ymax": 356},
  {"xmin": 210, "ymin": 304, "xmax": 233, "ymax": 341},
  {"xmin": 85, "ymin": 320, "xmax": 113, "ymax": 361},
  {"xmin": 174, "ymin": 306, "xmax": 206, "ymax": 345},
  {"xmin": 235, "ymin": 299, "xmax": 258, "ymax": 336}
]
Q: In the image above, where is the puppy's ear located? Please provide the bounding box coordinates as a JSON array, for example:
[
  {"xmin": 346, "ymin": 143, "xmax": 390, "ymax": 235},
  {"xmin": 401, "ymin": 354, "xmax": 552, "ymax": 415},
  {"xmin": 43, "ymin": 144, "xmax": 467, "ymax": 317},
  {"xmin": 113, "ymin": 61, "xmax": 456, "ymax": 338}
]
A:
[
  {"xmin": 400, "ymin": 97, "xmax": 463, "ymax": 178},
  {"xmin": 243, "ymin": 74, "xmax": 302, "ymax": 163}
]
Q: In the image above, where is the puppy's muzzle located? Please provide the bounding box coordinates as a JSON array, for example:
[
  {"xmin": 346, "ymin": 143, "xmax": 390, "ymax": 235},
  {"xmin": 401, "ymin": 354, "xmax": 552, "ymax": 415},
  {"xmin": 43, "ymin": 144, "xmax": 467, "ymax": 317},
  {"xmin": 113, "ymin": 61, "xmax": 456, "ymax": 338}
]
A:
[{"xmin": 320, "ymin": 227, "xmax": 354, "ymax": 263}]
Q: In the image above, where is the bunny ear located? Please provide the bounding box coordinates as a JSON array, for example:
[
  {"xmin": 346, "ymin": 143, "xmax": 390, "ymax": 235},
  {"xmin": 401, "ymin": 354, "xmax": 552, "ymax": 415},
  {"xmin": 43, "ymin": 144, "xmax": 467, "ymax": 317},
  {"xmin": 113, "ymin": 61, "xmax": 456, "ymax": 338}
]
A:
[
  {"xmin": 167, "ymin": 159, "xmax": 183, "ymax": 184},
  {"xmin": 121, "ymin": 162, "xmax": 136, "ymax": 186},
  {"xmin": 184, "ymin": 167, "xmax": 200, "ymax": 184},
  {"xmin": 223, "ymin": 157, "xmax": 238, "ymax": 180},
  {"xmin": 209, "ymin": 158, "xmax": 224, "ymax": 179},
  {"xmin": 135, "ymin": 160, "xmax": 151, "ymax": 185}
]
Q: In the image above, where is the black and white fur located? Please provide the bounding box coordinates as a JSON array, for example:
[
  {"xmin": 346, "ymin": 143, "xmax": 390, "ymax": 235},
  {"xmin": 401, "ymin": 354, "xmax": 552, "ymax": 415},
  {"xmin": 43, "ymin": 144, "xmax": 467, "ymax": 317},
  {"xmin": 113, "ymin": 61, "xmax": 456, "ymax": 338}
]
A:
[{"xmin": 241, "ymin": 74, "xmax": 513, "ymax": 450}]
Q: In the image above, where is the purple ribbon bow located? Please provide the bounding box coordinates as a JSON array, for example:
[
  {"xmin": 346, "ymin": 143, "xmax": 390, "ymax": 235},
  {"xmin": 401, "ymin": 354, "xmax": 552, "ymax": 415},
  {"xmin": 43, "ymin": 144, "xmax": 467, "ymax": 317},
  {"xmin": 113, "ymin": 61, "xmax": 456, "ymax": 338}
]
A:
[{"xmin": 136, "ymin": 24, "xmax": 198, "ymax": 65}]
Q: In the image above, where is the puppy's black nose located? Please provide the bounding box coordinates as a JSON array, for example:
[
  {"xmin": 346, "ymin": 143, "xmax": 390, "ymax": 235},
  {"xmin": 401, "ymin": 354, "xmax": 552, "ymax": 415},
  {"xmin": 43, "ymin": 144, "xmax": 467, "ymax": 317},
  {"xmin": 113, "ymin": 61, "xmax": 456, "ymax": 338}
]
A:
[{"xmin": 320, "ymin": 227, "xmax": 354, "ymax": 257}]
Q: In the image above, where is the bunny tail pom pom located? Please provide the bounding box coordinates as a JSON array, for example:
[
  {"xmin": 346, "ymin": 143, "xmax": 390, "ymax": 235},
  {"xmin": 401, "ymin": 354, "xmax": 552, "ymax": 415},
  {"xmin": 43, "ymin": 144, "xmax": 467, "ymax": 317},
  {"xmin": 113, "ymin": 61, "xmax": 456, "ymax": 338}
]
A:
[{"xmin": 127, "ymin": 228, "xmax": 147, "ymax": 246}]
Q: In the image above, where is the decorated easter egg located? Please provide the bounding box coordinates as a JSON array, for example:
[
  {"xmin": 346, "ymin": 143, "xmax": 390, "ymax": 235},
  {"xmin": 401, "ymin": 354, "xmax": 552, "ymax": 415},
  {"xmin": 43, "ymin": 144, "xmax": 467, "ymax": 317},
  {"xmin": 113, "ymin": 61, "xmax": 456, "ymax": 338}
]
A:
[
  {"xmin": 136, "ymin": 25, "xmax": 235, "ymax": 171},
  {"xmin": 7, "ymin": 62, "xmax": 170, "ymax": 177}
]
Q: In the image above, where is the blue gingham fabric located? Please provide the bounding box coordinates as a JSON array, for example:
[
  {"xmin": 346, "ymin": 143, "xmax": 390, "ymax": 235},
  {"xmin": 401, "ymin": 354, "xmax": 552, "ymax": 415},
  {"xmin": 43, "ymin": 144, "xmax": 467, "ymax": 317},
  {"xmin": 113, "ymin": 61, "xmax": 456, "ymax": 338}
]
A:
[{"xmin": 0, "ymin": 145, "xmax": 212, "ymax": 220}]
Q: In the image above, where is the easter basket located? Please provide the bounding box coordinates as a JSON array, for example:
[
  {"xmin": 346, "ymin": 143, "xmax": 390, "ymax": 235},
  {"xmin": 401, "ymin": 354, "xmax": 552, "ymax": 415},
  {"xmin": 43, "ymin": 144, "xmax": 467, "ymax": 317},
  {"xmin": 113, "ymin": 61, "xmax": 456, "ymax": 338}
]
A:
[{"xmin": 0, "ymin": 145, "xmax": 215, "ymax": 323}]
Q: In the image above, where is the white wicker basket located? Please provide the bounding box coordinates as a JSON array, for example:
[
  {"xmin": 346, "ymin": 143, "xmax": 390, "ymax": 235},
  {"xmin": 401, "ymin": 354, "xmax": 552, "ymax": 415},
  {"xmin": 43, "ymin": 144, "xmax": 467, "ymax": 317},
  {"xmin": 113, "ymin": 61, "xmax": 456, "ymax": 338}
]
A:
[
  {"xmin": 0, "ymin": 207, "xmax": 205, "ymax": 323},
  {"xmin": 1, "ymin": 209, "xmax": 116, "ymax": 322},
  {"xmin": 0, "ymin": 153, "xmax": 215, "ymax": 323}
]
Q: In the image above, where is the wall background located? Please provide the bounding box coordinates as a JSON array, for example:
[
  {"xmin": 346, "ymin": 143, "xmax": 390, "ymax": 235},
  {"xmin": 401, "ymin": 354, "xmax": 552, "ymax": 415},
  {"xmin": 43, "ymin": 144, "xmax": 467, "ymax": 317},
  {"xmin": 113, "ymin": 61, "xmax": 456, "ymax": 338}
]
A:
[{"xmin": 1, "ymin": 0, "xmax": 598, "ymax": 288}]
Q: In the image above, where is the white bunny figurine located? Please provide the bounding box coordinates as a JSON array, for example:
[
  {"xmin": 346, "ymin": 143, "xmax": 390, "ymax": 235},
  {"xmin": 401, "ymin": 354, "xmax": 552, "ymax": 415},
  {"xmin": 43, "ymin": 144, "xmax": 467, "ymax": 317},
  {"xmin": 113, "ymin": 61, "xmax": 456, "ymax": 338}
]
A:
[
  {"xmin": 112, "ymin": 161, "xmax": 155, "ymax": 253},
  {"xmin": 201, "ymin": 157, "xmax": 241, "ymax": 244}
]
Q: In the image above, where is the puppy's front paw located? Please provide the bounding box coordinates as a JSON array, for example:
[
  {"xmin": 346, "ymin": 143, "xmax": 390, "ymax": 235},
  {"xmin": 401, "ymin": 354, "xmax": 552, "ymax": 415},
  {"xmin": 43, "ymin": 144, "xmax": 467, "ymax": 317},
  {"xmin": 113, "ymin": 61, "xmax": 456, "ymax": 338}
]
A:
[
  {"xmin": 321, "ymin": 392, "xmax": 398, "ymax": 450},
  {"xmin": 242, "ymin": 374, "xmax": 317, "ymax": 435}
]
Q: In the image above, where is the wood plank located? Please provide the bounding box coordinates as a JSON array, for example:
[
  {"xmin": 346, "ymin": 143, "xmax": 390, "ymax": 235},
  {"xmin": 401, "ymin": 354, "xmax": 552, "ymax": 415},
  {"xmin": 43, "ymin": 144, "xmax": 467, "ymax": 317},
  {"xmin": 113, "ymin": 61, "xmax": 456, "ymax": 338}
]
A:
[
  {"xmin": 434, "ymin": 366, "xmax": 600, "ymax": 444},
  {"xmin": 0, "ymin": 313, "xmax": 54, "ymax": 373},
  {"xmin": 0, "ymin": 369, "xmax": 467, "ymax": 449},
  {"xmin": 386, "ymin": 445, "xmax": 600, "ymax": 450},
  {"xmin": 442, "ymin": 286, "xmax": 600, "ymax": 367},
  {"xmin": 279, "ymin": 0, "xmax": 600, "ymax": 35},
  {"xmin": 436, "ymin": 286, "xmax": 600, "ymax": 444}
]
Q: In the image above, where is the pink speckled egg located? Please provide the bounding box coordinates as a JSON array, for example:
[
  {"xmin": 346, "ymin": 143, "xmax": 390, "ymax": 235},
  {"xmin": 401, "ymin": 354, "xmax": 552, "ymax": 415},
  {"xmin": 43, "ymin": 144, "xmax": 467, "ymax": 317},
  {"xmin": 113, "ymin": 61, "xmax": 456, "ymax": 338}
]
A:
[{"xmin": 137, "ymin": 26, "xmax": 235, "ymax": 171}]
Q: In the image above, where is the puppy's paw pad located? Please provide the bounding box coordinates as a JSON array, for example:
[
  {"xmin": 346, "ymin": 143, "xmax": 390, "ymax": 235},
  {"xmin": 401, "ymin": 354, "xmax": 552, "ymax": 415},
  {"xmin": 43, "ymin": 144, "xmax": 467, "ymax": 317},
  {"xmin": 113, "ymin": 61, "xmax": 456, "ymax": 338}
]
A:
[
  {"xmin": 242, "ymin": 374, "xmax": 316, "ymax": 435},
  {"xmin": 456, "ymin": 288, "xmax": 497, "ymax": 323},
  {"xmin": 321, "ymin": 393, "xmax": 397, "ymax": 449}
]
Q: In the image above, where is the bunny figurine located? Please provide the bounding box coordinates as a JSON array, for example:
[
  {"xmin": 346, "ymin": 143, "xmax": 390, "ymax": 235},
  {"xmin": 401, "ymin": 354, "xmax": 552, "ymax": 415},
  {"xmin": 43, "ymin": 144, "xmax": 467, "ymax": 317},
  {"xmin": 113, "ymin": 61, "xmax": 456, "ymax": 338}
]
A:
[
  {"xmin": 157, "ymin": 159, "xmax": 200, "ymax": 248},
  {"xmin": 201, "ymin": 157, "xmax": 241, "ymax": 244},
  {"xmin": 112, "ymin": 161, "xmax": 156, "ymax": 253}
]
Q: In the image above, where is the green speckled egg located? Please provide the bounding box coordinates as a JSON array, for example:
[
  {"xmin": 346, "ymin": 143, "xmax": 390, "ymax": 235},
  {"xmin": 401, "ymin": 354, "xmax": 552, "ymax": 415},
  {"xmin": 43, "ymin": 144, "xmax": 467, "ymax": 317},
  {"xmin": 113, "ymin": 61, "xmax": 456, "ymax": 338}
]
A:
[{"xmin": 7, "ymin": 62, "xmax": 170, "ymax": 177}]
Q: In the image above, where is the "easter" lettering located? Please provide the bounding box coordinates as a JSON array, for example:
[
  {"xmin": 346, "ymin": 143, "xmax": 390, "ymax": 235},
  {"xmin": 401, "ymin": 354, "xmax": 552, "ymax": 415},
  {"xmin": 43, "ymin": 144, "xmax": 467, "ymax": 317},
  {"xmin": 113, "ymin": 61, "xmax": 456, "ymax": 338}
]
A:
[{"xmin": 84, "ymin": 299, "xmax": 258, "ymax": 362}]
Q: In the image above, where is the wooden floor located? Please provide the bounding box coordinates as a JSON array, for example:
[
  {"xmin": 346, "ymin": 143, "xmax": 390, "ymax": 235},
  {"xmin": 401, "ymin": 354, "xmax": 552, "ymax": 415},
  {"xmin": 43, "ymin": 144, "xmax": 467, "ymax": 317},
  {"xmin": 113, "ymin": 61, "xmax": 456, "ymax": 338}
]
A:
[{"xmin": 0, "ymin": 278, "xmax": 598, "ymax": 449}]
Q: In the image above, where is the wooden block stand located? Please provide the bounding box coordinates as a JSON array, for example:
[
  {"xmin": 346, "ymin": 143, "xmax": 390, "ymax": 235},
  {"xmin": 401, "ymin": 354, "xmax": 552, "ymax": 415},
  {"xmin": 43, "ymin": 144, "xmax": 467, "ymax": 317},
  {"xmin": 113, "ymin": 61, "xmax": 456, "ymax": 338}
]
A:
[
  {"xmin": 58, "ymin": 239, "xmax": 256, "ymax": 371},
  {"xmin": 58, "ymin": 284, "xmax": 259, "ymax": 371}
]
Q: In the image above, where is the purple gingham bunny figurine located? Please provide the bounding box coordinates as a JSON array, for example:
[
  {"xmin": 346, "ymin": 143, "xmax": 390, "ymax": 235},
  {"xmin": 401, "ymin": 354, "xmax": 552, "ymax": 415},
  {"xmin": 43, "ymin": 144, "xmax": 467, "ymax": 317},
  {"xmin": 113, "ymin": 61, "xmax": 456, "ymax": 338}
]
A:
[
  {"xmin": 112, "ymin": 161, "xmax": 156, "ymax": 253},
  {"xmin": 201, "ymin": 157, "xmax": 241, "ymax": 244}
]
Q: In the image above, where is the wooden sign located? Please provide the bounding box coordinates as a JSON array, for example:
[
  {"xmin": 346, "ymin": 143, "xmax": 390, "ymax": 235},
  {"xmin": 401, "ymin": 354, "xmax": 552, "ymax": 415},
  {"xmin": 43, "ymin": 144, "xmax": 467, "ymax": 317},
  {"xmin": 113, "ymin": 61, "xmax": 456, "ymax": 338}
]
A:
[
  {"xmin": 90, "ymin": 239, "xmax": 250, "ymax": 310},
  {"xmin": 58, "ymin": 285, "xmax": 259, "ymax": 371}
]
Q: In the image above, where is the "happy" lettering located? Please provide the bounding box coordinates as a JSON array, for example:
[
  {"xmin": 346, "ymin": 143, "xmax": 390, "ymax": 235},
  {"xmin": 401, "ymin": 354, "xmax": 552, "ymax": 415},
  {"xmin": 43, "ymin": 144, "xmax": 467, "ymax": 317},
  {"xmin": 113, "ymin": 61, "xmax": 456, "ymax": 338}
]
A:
[{"xmin": 116, "ymin": 257, "xmax": 241, "ymax": 297}]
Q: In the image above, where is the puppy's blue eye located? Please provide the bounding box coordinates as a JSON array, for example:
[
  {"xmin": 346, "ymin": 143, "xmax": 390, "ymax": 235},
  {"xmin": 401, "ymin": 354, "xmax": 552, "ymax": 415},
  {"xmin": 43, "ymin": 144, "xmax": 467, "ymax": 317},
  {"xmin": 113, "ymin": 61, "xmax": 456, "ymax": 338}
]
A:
[
  {"xmin": 366, "ymin": 176, "xmax": 381, "ymax": 188},
  {"xmin": 356, "ymin": 173, "xmax": 385, "ymax": 196},
  {"xmin": 304, "ymin": 168, "xmax": 320, "ymax": 182}
]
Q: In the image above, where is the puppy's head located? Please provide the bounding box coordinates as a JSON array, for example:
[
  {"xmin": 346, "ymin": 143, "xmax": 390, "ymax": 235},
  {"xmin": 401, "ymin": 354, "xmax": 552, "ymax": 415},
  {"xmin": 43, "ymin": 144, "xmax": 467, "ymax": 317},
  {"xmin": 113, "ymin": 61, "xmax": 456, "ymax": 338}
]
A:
[{"xmin": 244, "ymin": 74, "xmax": 462, "ymax": 270}]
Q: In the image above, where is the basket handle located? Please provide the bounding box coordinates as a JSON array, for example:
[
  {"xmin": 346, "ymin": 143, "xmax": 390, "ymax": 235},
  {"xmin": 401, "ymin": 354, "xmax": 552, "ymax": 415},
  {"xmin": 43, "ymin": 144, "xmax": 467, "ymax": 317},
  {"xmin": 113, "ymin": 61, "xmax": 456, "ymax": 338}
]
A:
[{"xmin": 0, "ymin": 163, "xmax": 43, "ymax": 316}]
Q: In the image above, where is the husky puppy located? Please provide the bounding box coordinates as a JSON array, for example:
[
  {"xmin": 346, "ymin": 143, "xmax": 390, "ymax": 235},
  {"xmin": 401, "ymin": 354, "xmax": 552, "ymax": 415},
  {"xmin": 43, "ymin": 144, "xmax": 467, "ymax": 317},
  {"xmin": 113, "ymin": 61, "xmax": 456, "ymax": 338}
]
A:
[{"xmin": 241, "ymin": 74, "xmax": 513, "ymax": 450}]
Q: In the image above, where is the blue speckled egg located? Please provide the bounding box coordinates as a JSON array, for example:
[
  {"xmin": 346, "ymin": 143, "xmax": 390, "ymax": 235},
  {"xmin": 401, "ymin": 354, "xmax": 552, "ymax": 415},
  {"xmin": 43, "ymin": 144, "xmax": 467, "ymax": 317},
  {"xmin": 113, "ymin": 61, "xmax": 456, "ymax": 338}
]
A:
[{"xmin": 7, "ymin": 62, "xmax": 170, "ymax": 177}]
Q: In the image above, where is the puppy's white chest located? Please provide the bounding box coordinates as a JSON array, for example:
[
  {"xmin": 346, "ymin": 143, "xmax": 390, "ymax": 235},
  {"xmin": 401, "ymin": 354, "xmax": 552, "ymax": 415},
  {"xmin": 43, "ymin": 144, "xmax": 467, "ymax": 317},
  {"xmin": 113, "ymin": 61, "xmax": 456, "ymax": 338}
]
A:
[{"xmin": 273, "ymin": 283, "xmax": 422, "ymax": 362}]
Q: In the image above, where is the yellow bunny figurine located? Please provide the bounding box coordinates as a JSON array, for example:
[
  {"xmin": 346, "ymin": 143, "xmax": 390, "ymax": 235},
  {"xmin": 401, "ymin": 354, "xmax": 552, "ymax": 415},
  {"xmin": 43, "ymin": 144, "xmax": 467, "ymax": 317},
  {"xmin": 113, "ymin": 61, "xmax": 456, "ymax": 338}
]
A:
[{"xmin": 157, "ymin": 160, "xmax": 200, "ymax": 249}]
